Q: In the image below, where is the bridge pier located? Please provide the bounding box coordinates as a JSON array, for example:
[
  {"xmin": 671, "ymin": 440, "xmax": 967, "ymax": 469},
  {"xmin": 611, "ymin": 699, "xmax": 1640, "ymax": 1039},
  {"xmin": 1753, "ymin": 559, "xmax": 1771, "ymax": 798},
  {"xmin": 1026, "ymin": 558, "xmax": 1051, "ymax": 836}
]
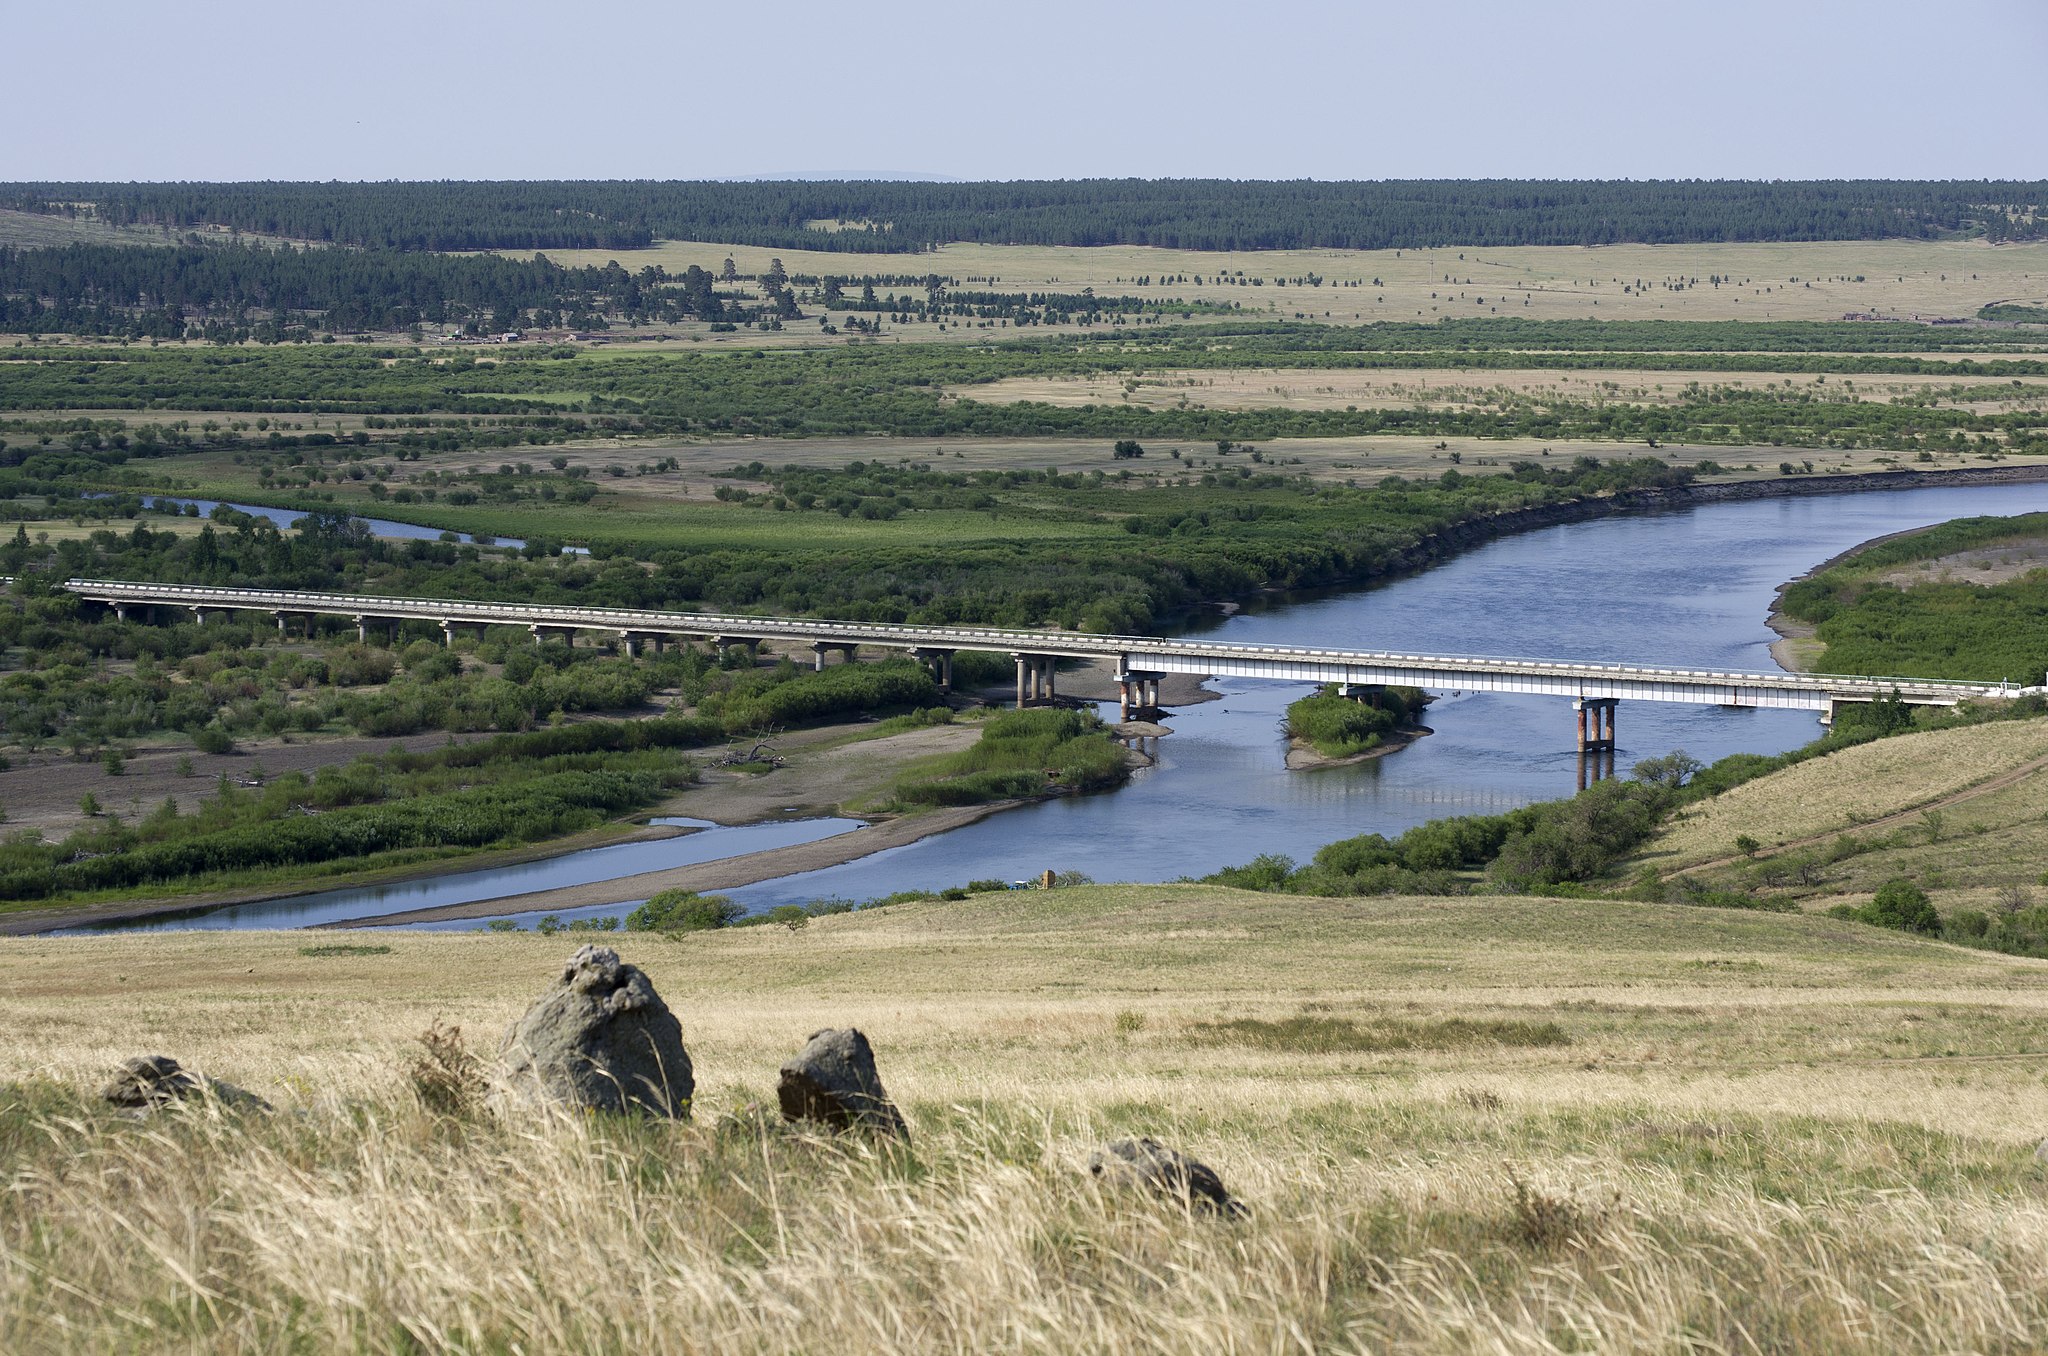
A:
[
  {"xmin": 912, "ymin": 648, "xmax": 954, "ymax": 692},
  {"xmin": 712, "ymin": 636, "xmax": 761, "ymax": 663},
  {"xmin": 189, "ymin": 606, "xmax": 209, "ymax": 626},
  {"xmin": 1012, "ymin": 654, "xmax": 1058, "ymax": 708},
  {"xmin": 1574, "ymin": 697, "xmax": 1618, "ymax": 752},
  {"xmin": 1117, "ymin": 671, "xmax": 1166, "ymax": 721},
  {"xmin": 812, "ymin": 641, "xmax": 860, "ymax": 671}
]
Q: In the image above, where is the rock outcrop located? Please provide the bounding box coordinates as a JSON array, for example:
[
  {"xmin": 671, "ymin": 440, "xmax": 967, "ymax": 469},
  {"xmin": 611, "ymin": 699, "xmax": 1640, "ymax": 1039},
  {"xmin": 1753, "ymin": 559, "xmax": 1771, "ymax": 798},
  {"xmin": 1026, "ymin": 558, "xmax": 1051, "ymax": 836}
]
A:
[
  {"xmin": 497, "ymin": 945, "xmax": 693, "ymax": 1117},
  {"xmin": 99, "ymin": 1054, "xmax": 270, "ymax": 1114},
  {"xmin": 1088, "ymin": 1136, "xmax": 1244, "ymax": 1217},
  {"xmin": 777, "ymin": 1027, "xmax": 909, "ymax": 1140}
]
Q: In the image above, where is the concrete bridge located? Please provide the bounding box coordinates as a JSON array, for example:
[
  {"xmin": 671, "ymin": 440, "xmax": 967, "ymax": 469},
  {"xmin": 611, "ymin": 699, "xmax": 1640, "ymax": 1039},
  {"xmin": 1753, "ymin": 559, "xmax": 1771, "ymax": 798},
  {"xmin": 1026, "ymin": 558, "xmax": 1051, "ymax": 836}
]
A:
[{"xmin": 43, "ymin": 578, "xmax": 2039, "ymax": 743}]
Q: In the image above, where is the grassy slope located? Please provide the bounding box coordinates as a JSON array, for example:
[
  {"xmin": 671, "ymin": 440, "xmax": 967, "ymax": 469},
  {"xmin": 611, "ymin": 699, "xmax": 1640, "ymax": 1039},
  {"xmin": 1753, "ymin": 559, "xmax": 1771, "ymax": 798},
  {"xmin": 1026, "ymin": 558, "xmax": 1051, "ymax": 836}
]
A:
[
  {"xmin": 7, "ymin": 888, "xmax": 2048, "ymax": 1350},
  {"xmin": 1634, "ymin": 715, "xmax": 2048, "ymax": 912}
]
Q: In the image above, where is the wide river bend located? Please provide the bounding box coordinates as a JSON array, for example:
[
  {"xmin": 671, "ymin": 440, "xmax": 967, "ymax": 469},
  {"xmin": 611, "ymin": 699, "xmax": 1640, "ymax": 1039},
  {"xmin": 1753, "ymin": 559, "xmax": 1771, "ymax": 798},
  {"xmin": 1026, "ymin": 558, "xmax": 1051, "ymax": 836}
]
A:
[{"xmin": 72, "ymin": 480, "xmax": 2048, "ymax": 931}]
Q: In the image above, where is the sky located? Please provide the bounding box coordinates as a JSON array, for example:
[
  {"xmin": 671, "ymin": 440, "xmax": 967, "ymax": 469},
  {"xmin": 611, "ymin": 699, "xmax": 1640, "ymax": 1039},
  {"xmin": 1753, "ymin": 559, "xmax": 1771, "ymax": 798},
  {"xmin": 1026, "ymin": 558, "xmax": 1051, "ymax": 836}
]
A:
[{"xmin": 7, "ymin": 0, "xmax": 2045, "ymax": 182}]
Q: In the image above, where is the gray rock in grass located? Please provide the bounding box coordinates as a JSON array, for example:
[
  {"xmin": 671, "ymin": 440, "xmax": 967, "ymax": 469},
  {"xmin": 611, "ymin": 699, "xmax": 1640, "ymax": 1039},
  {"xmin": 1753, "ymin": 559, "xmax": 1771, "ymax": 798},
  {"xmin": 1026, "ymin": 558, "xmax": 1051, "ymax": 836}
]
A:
[
  {"xmin": 496, "ymin": 945, "xmax": 693, "ymax": 1117},
  {"xmin": 1088, "ymin": 1136, "xmax": 1245, "ymax": 1217},
  {"xmin": 100, "ymin": 1054, "xmax": 271, "ymax": 1114},
  {"xmin": 777, "ymin": 1027, "xmax": 909, "ymax": 1140}
]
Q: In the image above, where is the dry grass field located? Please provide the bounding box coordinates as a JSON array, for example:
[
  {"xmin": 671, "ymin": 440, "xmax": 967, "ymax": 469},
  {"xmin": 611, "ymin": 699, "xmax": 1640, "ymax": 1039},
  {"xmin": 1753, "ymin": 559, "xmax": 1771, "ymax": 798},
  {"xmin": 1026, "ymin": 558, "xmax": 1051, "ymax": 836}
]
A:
[
  {"xmin": 970, "ymin": 366, "xmax": 2048, "ymax": 415},
  {"xmin": 6, "ymin": 888, "xmax": 2048, "ymax": 1351},
  {"xmin": 522, "ymin": 237, "xmax": 2048, "ymax": 326}
]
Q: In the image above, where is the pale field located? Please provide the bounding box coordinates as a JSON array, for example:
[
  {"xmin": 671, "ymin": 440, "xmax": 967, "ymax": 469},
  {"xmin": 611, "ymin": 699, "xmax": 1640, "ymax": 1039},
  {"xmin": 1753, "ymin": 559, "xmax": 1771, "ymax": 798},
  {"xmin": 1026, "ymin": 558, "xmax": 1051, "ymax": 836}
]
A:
[
  {"xmin": 0, "ymin": 207, "xmax": 182, "ymax": 250},
  {"xmin": 967, "ymin": 365, "xmax": 2048, "ymax": 415},
  {"xmin": 1876, "ymin": 539, "xmax": 2048, "ymax": 587},
  {"xmin": 7, "ymin": 890, "xmax": 2048, "ymax": 1350},
  {"xmin": 380, "ymin": 433, "xmax": 1947, "ymax": 504},
  {"xmin": 523, "ymin": 237, "xmax": 2048, "ymax": 326},
  {"xmin": 0, "ymin": 515, "xmax": 212, "ymax": 544}
]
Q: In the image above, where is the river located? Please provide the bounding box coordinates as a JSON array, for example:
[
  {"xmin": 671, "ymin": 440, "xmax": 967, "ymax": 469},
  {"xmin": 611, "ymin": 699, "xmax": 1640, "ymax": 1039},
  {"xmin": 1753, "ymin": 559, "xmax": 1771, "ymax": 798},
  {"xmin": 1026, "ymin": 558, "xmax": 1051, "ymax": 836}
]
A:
[
  {"xmin": 118, "ymin": 495, "xmax": 588, "ymax": 554},
  {"xmin": 68, "ymin": 479, "xmax": 2048, "ymax": 932}
]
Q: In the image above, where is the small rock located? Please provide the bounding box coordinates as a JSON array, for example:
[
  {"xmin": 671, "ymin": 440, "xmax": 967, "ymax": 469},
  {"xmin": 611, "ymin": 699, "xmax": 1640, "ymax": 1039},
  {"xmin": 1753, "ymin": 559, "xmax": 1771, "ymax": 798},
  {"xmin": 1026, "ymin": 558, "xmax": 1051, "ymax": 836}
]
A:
[
  {"xmin": 1088, "ymin": 1136, "xmax": 1244, "ymax": 1217},
  {"xmin": 100, "ymin": 1054, "xmax": 271, "ymax": 1114},
  {"xmin": 777, "ymin": 1027, "xmax": 909, "ymax": 1140},
  {"xmin": 497, "ymin": 945, "xmax": 693, "ymax": 1117}
]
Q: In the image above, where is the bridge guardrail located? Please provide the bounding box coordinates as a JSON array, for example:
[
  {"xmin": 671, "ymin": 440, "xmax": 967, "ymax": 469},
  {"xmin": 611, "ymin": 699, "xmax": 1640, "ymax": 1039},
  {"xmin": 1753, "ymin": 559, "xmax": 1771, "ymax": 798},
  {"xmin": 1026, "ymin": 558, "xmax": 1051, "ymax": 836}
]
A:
[{"xmin": 40, "ymin": 577, "xmax": 2037, "ymax": 704}]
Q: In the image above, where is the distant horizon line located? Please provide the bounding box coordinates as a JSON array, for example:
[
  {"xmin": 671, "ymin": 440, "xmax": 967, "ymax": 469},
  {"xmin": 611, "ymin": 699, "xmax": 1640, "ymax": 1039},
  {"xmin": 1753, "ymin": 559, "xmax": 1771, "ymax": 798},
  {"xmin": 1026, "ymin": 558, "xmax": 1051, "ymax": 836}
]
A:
[{"xmin": 4, "ymin": 175, "xmax": 2046, "ymax": 187}]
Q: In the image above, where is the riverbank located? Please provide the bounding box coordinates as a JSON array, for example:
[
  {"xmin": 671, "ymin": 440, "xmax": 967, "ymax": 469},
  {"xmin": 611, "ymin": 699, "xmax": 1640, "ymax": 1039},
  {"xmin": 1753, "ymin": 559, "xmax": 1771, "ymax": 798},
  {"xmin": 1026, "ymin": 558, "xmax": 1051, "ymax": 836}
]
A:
[
  {"xmin": 1283, "ymin": 724, "xmax": 1431, "ymax": 770},
  {"xmin": 1761, "ymin": 508, "xmax": 2048, "ymax": 674},
  {"xmin": 321, "ymin": 802, "xmax": 1021, "ymax": 927},
  {"xmin": 0, "ymin": 718, "xmax": 995, "ymax": 935}
]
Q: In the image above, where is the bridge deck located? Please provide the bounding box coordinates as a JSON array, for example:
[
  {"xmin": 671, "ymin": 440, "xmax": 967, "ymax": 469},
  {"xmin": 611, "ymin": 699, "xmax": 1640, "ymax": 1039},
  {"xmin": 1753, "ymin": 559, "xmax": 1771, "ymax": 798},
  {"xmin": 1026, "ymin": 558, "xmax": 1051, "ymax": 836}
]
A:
[{"xmin": 49, "ymin": 578, "xmax": 2034, "ymax": 713}]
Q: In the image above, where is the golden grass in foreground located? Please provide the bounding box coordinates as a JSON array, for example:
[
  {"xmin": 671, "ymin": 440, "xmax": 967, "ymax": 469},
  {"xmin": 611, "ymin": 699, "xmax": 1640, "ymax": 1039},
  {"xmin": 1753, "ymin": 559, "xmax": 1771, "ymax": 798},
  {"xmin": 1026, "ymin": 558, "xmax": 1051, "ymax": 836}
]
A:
[{"xmin": 7, "ymin": 888, "xmax": 2048, "ymax": 1352}]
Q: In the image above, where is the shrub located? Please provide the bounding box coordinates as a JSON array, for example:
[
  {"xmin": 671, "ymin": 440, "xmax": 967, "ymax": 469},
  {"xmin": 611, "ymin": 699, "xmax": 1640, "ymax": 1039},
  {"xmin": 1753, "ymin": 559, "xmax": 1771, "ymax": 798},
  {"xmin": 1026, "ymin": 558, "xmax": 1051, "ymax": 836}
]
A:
[
  {"xmin": 192, "ymin": 724, "xmax": 235, "ymax": 755},
  {"xmin": 1863, "ymin": 878, "xmax": 1940, "ymax": 933},
  {"xmin": 627, "ymin": 889, "xmax": 742, "ymax": 932},
  {"xmin": 409, "ymin": 1020, "xmax": 485, "ymax": 1117}
]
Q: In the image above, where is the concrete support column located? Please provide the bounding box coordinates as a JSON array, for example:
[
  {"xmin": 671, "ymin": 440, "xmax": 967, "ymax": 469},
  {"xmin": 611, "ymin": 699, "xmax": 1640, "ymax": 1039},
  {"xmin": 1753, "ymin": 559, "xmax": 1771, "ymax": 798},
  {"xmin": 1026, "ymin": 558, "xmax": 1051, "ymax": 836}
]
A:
[
  {"xmin": 191, "ymin": 607, "xmax": 208, "ymax": 626},
  {"xmin": 940, "ymin": 652, "xmax": 952, "ymax": 692},
  {"xmin": 1040, "ymin": 657, "xmax": 1056, "ymax": 701},
  {"xmin": 814, "ymin": 641, "xmax": 830, "ymax": 672},
  {"xmin": 618, "ymin": 631, "xmax": 637, "ymax": 658},
  {"xmin": 441, "ymin": 619, "xmax": 457, "ymax": 648},
  {"xmin": 1118, "ymin": 677, "xmax": 1132, "ymax": 722},
  {"xmin": 1574, "ymin": 698, "xmax": 1618, "ymax": 752},
  {"xmin": 1015, "ymin": 654, "xmax": 1027, "ymax": 709},
  {"xmin": 114, "ymin": 603, "xmax": 129, "ymax": 623}
]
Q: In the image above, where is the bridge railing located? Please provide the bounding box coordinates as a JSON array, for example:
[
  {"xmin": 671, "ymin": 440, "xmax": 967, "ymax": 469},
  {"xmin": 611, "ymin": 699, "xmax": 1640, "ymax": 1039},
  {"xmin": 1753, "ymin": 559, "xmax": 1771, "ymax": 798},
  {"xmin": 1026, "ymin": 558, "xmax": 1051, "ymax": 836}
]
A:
[{"xmin": 40, "ymin": 577, "xmax": 2039, "ymax": 705}]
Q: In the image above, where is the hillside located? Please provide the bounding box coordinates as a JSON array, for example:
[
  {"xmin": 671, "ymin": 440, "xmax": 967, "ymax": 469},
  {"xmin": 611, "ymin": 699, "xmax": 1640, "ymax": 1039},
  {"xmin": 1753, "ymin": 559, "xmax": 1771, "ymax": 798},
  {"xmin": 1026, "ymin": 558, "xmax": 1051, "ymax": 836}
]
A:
[{"xmin": 5, "ymin": 888, "xmax": 2048, "ymax": 1351}]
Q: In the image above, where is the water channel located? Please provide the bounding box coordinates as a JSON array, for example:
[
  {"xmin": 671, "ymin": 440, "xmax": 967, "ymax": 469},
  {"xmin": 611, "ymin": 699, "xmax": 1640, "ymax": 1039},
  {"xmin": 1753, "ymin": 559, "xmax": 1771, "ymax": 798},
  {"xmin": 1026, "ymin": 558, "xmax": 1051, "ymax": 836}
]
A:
[
  {"xmin": 64, "ymin": 816, "xmax": 864, "ymax": 933},
  {"xmin": 73, "ymin": 479, "xmax": 2048, "ymax": 932},
  {"xmin": 116, "ymin": 495, "xmax": 588, "ymax": 554}
]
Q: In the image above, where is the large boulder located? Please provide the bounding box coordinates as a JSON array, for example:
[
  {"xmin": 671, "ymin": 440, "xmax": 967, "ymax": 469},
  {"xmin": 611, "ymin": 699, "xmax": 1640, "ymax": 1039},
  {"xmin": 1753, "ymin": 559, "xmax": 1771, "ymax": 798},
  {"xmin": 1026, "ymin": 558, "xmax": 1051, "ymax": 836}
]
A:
[
  {"xmin": 100, "ymin": 1054, "xmax": 270, "ymax": 1114},
  {"xmin": 777, "ymin": 1027, "xmax": 909, "ymax": 1140},
  {"xmin": 497, "ymin": 945, "xmax": 693, "ymax": 1117},
  {"xmin": 1087, "ymin": 1136, "xmax": 1244, "ymax": 1217}
]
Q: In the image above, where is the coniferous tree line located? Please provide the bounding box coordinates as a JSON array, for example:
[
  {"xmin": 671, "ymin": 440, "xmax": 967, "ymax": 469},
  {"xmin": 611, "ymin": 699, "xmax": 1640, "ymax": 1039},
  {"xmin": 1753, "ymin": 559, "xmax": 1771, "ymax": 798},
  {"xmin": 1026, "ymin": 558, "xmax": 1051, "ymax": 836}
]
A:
[
  {"xmin": 0, "ymin": 243, "xmax": 740, "ymax": 337},
  {"xmin": 3, "ymin": 179, "xmax": 2041, "ymax": 253}
]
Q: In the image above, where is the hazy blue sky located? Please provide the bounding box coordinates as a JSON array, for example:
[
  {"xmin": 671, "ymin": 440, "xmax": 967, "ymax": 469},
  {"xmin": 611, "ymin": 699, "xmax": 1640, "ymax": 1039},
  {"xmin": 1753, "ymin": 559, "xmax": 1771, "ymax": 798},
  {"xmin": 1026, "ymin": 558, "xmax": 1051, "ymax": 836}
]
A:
[{"xmin": 9, "ymin": 0, "xmax": 2045, "ymax": 181}]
